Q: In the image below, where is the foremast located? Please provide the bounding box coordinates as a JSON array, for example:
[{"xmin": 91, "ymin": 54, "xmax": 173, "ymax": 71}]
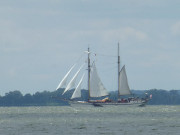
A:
[{"xmin": 88, "ymin": 47, "xmax": 91, "ymax": 101}]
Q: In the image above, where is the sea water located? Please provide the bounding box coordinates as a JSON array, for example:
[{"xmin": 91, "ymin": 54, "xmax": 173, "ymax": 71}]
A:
[{"xmin": 0, "ymin": 105, "xmax": 179, "ymax": 135}]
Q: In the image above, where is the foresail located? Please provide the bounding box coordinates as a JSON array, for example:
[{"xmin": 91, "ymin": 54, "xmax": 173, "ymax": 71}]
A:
[
  {"xmin": 71, "ymin": 73, "xmax": 85, "ymax": 99},
  {"xmin": 56, "ymin": 64, "xmax": 75, "ymax": 90},
  {"xmin": 63, "ymin": 64, "xmax": 84, "ymax": 95},
  {"xmin": 90, "ymin": 63, "xmax": 109, "ymax": 97},
  {"xmin": 118, "ymin": 65, "xmax": 131, "ymax": 95}
]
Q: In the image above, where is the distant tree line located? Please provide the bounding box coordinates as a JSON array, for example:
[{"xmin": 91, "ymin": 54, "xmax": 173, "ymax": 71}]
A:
[
  {"xmin": 146, "ymin": 89, "xmax": 180, "ymax": 105},
  {"xmin": 0, "ymin": 89, "xmax": 69, "ymax": 106},
  {"xmin": 0, "ymin": 89, "xmax": 180, "ymax": 106}
]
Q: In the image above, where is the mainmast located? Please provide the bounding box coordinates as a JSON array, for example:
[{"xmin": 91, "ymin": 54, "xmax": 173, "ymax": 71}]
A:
[
  {"xmin": 88, "ymin": 47, "xmax": 91, "ymax": 101},
  {"xmin": 118, "ymin": 43, "xmax": 120, "ymax": 99}
]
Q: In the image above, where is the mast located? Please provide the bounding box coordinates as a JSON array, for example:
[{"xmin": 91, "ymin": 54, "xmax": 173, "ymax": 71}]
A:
[
  {"xmin": 88, "ymin": 47, "xmax": 91, "ymax": 101},
  {"xmin": 118, "ymin": 43, "xmax": 120, "ymax": 99}
]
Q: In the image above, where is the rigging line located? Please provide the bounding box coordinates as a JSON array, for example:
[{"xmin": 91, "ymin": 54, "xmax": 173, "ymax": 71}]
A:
[
  {"xmin": 63, "ymin": 53, "xmax": 86, "ymax": 76},
  {"xmin": 92, "ymin": 53, "xmax": 117, "ymax": 58},
  {"xmin": 96, "ymin": 61, "xmax": 117, "ymax": 65},
  {"xmin": 75, "ymin": 52, "xmax": 86, "ymax": 64},
  {"xmin": 97, "ymin": 65, "xmax": 117, "ymax": 73}
]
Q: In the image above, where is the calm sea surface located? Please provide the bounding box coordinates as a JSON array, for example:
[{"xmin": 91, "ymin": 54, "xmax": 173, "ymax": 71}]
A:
[{"xmin": 0, "ymin": 105, "xmax": 179, "ymax": 135}]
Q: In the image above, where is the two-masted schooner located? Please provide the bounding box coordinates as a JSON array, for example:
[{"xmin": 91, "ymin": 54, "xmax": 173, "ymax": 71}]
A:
[{"xmin": 56, "ymin": 44, "xmax": 149, "ymax": 106}]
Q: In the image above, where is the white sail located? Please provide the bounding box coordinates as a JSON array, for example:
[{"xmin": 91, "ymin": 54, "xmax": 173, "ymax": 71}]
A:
[
  {"xmin": 119, "ymin": 65, "xmax": 131, "ymax": 95},
  {"xmin": 56, "ymin": 64, "xmax": 75, "ymax": 90},
  {"xmin": 63, "ymin": 64, "xmax": 84, "ymax": 95},
  {"xmin": 71, "ymin": 73, "xmax": 85, "ymax": 99},
  {"xmin": 90, "ymin": 63, "xmax": 109, "ymax": 97}
]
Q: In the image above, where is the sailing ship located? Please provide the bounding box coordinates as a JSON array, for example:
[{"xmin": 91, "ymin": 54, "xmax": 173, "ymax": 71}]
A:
[{"xmin": 56, "ymin": 44, "xmax": 149, "ymax": 106}]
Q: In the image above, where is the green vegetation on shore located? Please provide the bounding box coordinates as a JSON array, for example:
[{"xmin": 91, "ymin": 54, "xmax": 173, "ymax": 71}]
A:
[{"xmin": 0, "ymin": 89, "xmax": 180, "ymax": 106}]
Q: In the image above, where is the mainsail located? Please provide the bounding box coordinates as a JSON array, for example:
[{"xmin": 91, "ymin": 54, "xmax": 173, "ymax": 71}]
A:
[
  {"xmin": 71, "ymin": 73, "xmax": 85, "ymax": 99},
  {"xmin": 56, "ymin": 64, "xmax": 75, "ymax": 90},
  {"xmin": 63, "ymin": 64, "xmax": 84, "ymax": 95},
  {"xmin": 90, "ymin": 63, "xmax": 109, "ymax": 97},
  {"xmin": 118, "ymin": 65, "xmax": 131, "ymax": 95}
]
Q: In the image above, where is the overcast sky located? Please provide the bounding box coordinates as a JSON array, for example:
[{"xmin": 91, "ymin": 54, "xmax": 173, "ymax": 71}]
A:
[{"xmin": 1, "ymin": 0, "xmax": 180, "ymax": 95}]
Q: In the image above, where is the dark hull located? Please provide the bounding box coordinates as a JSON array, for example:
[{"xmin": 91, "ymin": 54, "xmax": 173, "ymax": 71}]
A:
[{"xmin": 69, "ymin": 99, "xmax": 149, "ymax": 107}]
